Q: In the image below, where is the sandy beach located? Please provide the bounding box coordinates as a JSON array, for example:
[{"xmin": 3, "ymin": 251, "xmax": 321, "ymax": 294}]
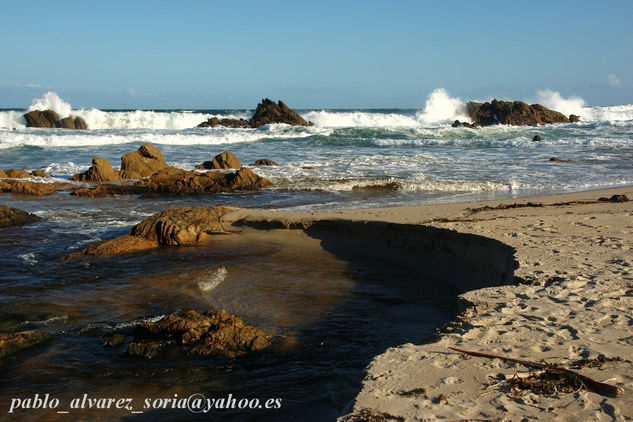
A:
[{"xmin": 225, "ymin": 186, "xmax": 633, "ymax": 421}]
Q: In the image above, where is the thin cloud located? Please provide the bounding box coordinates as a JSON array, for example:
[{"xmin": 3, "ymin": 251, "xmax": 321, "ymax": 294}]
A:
[
  {"xmin": 607, "ymin": 74, "xmax": 621, "ymax": 87},
  {"xmin": 6, "ymin": 82, "xmax": 41, "ymax": 88}
]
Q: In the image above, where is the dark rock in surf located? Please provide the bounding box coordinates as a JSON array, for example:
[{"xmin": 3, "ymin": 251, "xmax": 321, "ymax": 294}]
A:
[
  {"xmin": 23, "ymin": 110, "xmax": 61, "ymax": 128},
  {"xmin": 250, "ymin": 159, "xmax": 279, "ymax": 166},
  {"xmin": 248, "ymin": 98, "xmax": 313, "ymax": 128},
  {"xmin": 451, "ymin": 120, "xmax": 478, "ymax": 128},
  {"xmin": 0, "ymin": 331, "xmax": 52, "ymax": 358},
  {"xmin": 72, "ymin": 157, "xmax": 121, "ymax": 182},
  {"xmin": 104, "ymin": 333, "xmax": 125, "ymax": 347},
  {"xmin": 569, "ymin": 114, "xmax": 580, "ymax": 123},
  {"xmin": 127, "ymin": 340, "xmax": 164, "ymax": 359},
  {"xmin": 60, "ymin": 116, "xmax": 88, "ymax": 130},
  {"xmin": 62, "ymin": 235, "xmax": 158, "ymax": 260},
  {"xmin": 30, "ymin": 170, "xmax": 50, "ymax": 177},
  {"xmin": 196, "ymin": 117, "xmax": 249, "ymax": 128},
  {"xmin": 467, "ymin": 100, "xmax": 571, "ymax": 126},
  {"xmin": 532, "ymin": 135, "xmax": 542, "ymax": 142},
  {"xmin": 549, "ymin": 157, "xmax": 562, "ymax": 162},
  {"xmin": 0, "ymin": 205, "xmax": 43, "ymax": 228},
  {"xmin": 130, "ymin": 309, "xmax": 271, "ymax": 358}
]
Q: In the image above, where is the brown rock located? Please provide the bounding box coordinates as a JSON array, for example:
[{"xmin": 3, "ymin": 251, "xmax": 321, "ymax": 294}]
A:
[
  {"xmin": 119, "ymin": 143, "xmax": 169, "ymax": 179},
  {"xmin": 132, "ymin": 309, "xmax": 271, "ymax": 358},
  {"xmin": 60, "ymin": 116, "xmax": 76, "ymax": 129},
  {"xmin": 228, "ymin": 167, "xmax": 273, "ymax": 190},
  {"xmin": 451, "ymin": 120, "xmax": 478, "ymax": 128},
  {"xmin": 248, "ymin": 98, "xmax": 313, "ymax": 128},
  {"xmin": 127, "ymin": 340, "xmax": 164, "ymax": 359},
  {"xmin": 0, "ymin": 180, "xmax": 72, "ymax": 196},
  {"xmin": 104, "ymin": 333, "xmax": 125, "ymax": 347},
  {"xmin": 549, "ymin": 157, "xmax": 562, "ymax": 162},
  {"xmin": 196, "ymin": 117, "xmax": 249, "ymax": 128},
  {"xmin": 71, "ymin": 184, "xmax": 146, "ymax": 198},
  {"xmin": 130, "ymin": 205, "xmax": 235, "ymax": 246},
  {"xmin": 0, "ymin": 331, "xmax": 52, "ymax": 358},
  {"xmin": 5, "ymin": 169, "xmax": 31, "ymax": 178},
  {"xmin": 23, "ymin": 110, "xmax": 61, "ymax": 128},
  {"xmin": 0, "ymin": 205, "xmax": 42, "ymax": 228},
  {"xmin": 250, "ymin": 159, "xmax": 279, "ymax": 166},
  {"xmin": 73, "ymin": 116, "xmax": 87, "ymax": 129},
  {"xmin": 467, "ymin": 100, "xmax": 570, "ymax": 126},
  {"xmin": 72, "ymin": 157, "xmax": 121, "ymax": 182},
  {"xmin": 209, "ymin": 151, "xmax": 242, "ymax": 169},
  {"xmin": 0, "ymin": 169, "xmax": 6, "ymax": 178},
  {"xmin": 62, "ymin": 235, "xmax": 158, "ymax": 260},
  {"xmin": 30, "ymin": 170, "xmax": 50, "ymax": 178},
  {"xmin": 569, "ymin": 114, "xmax": 580, "ymax": 123}
]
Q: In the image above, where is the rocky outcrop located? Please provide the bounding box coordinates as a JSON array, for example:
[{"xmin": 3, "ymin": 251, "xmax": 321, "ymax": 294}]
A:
[
  {"xmin": 71, "ymin": 184, "xmax": 146, "ymax": 198},
  {"xmin": 0, "ymin": 206, "xmax": 42, "ymax": 228},
  {"xmin": 196, "ymin": 117, "xmax": 249, "ymax": 128},
  {"xmin": 30, "ymin": 170, "xmax": 50, "ymax": 178},
  {"xmin": 129, "ymin": 310, "xmax": 271, "ymax": 358},
  {"xmin": 249, "ymin": 98, "xmax": 313, "ymax": 128},
  {"xmin": 3, "ymin": 169, "xmax": 31, "ymax": 178},
  {"xmin": 196, "ymin": 151, "xmax": 242, "ymax": 170},
  {"xmin": 451, "ymin": 120, "xmax": 478, "ymax": 128},
  {"xmin": 569, "ymin": 114, "xmax": 580, "ymax": 123},
  {"xmin": 130, "ymin": 205, "xmax": 235, "ymax": 246},
  {"xmin": 62, "ymin": 235, "xmax": 158, "ymax": 260},
  {"xmin": 0, "ymin": 331, "xmax": 52, "ymax": 358},
  {"xmin": 119, "ymin": 143, "xmax": 169, "ymax": 179},
  {"xmin": 72, "ymin": 157, "xmax": 121, "ymax": 182},
  {"xmin": 0, "ymin": 180, "xmax": 72, "ymax": 196},
  {"xmin": 23, "ymin": 110, "xmax": 87, "ymax": 129},
  {"xmin": 250, "ymin": 159, "xmax": 279, "ymax": 166},
  {"xmin": 466, "ymin": 100, "xmax": 572, "ymax": 126}
]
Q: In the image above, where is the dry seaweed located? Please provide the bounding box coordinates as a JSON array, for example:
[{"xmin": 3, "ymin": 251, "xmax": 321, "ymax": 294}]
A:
[
  {"xmin": 339, "ymin": 408, "xmax": 405, "ymax": 422},
  {"xmin": 571, "ymin": 354, "xmax": 628, "ymax": 369},
  {"xmin": 467, "ymin": 194, "xmax": 629, "ymax": 215},
  {"xmin": 397, "ymin": 387, "xmax": 426, "ymax": 398},
  {"xmin": 505, "ymin": 368, "xmax": 585, "ymax": 397}
]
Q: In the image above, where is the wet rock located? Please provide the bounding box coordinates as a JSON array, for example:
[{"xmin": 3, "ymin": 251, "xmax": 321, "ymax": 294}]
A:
[
  {"xmin": 104, "ymin": 333, "xmax": 125, "ymax": 347},
  {"xmin": 248, "ymin": 98, "xmax": 313, "ymax": 128},
  {"xmin": 0, "ymin": 180, "xmax": 72, "ymax": 196},
  {"xmin": 4, "ymin": 169, "xmax": 31, "ymax": 178},
  {"xmin": 250, "ymin": 159, "xmax": 279, "ymax": 166},
  {"xmin": 532, "ymin": 135, "xmax": 542, "ymax": 142},
  {"xmin": 130, "ymin": 205, "xmax": 235, "ymax": 246},
  {"xmin": 30, "ymin": 170, "xmax": 50, "ymax": 178},
  {"xmin": 72, "ymin": 157, "xmax": 121, "ymax": 182},
  {"xmin": 200, "ymin": 151, "xmax": 242, "ymax": 169},
  {"xmin": 467, "ymin": 100, "xmax": 570, "ymax": 126},
  {"xmin": 196, "ymin": 117, "xmax": 249, "ymax": 128},
  {"xmin": 127, "ymin": 340, "xmax": 164, "ymax": 359},
  {"xmin": 569, "ymin": 114, "xmax": 580, "ymax": 123},
  {"xmin": 23, "ymin": 110, "xmax": 61, "ymax": 128},
  {"xmin": 0, "ymin": 170, "xmax": 5, "ymax": 178},
  {"xmin": 59, "ymin": 116, "xmax": 87, "ymax": 130},
  {"xmin": 119, "ymin": 143, "xmax": 169, "ymax": 179},
  {"xmin": 549, "ymin": 157, "xmax": 562, "ymax": 162},
  {"xmin": 71, "ymin": 183, "xmax": 147, "ymax": 198},
  {"xmin": 0, "ymin": 331, "xmax": 52, "ymax": 358},
  {"xmin": 0, "ymin": 205, "xmax": 42, "ymax": 228},
  {"xmin": 451, "ymin": 120, "xmax": 478, "ymax": 128},
  {"xmin": 132, "ymin": 310, "xmax": 271, "ymax": 358},
  {"xmin": 228, "ymin": 167, "xmax": 271, "ymax": 190},
  {"xmin": 62, "ymin": 235, "xmax": 158, "ymax": 260}
]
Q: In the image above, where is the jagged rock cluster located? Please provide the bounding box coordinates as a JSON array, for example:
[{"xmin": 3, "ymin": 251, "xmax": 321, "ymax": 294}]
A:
[
  {"xmin": 452, "ymin": 99, "xmax": 581, "ymax": 127},
  {"xmin": 23, "ymin": 110, "xmax": 87, "ymax": 129},
  {"xmin": 196, "ymin": 98, "xmax": 313, "ymax": 128}
]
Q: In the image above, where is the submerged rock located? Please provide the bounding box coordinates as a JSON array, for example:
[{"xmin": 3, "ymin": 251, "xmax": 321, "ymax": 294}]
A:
[
  {"xmin": 451, "ymin": 120, "xmax": 478, "ymax": 128},
  {"xmin": 130, "ymin": 205, "xmax": 236, "ymax": 246},
  {"xmin": 104, "ymin": 333, "xmax": 126, "ymax": 347},
  {"xmin": 248, "ymin": 98, "xmax": 313, "ymax": 128},
  {"xmin": 119, "ymin": 143, "xmax": 169, "ymax": 179},
  {"xmin": 0, "ymin": 180, "xmax": 72, "ymax": 196},
  {"xmin": 196, "ymin": 117, "xmax": 249, "ymax": 128},
  {"xmin": 467, "ymin": 100, "xmax": 571, "ymax": 126},
  {"xmin": 0, "ymin": 331, "xmax": 52, "ymax": 358},
  {"xmin": 72, "ymin": 157, "xmax": 121, "ymax": 182},
  {"xmin": 62, "ymin": 235, "xmax": 158, "ymax": 260},
  {"xmin": 127, "ymin": 340, "xmax": 165, "ymax": 359},
  {"xmin": 250, "ymin": 159, "xmax": 279, "ymax": 166},
  {"xmin": 0, "ymin": 205, "xmax": 43, "ymax": 228},
  {"xmin": 532, "ymin": 135, "xmax": 543, "ymax": 142},
  {"xmin": 130, "ymin": 310, "xmax": 271, "ymax": 358}
]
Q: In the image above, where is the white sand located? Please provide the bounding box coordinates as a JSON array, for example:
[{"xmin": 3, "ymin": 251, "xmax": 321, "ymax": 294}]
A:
[{"xmin": 229, "ymin": 186, "xmax": 633, "ymax": 421}]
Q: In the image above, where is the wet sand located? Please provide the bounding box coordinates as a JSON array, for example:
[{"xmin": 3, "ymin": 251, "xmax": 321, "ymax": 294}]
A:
[{"xmin": 223, "ymin": 186, "xmax": 633, "ymax": 421}]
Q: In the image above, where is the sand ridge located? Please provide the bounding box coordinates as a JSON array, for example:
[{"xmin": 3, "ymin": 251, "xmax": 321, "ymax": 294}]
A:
[{"xmin": 228, "ymin": 187, "xmax": 633, "ymax": 421}]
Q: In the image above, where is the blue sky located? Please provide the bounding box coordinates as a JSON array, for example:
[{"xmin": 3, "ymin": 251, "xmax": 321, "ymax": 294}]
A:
[{"xmin": 1, "ymin": 0, "xmax": 631, "ymax": 109}]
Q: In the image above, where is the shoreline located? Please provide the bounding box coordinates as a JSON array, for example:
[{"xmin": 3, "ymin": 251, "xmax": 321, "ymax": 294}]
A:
[{"xmin": 225, "ymin": 186, "xmax": 633, "ymax": 420}]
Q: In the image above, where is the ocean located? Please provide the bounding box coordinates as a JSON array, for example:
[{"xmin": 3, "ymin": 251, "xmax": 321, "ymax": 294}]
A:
[{"xmin": 1, "ymin": 89, "xmax": 632, "ymax": 420}]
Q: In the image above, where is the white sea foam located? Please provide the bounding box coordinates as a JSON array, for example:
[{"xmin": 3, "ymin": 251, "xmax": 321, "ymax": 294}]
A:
[
  {"xmin": 197, "ymin": 266, "xmax": 227, "ymax": 291},
  {"xmin": 28, "ymin": 91, "xmax": 72, "ymax": 117},
  {"xmin": 536, "ymin": 89, "xmax": 588, "ymax": 119},
  {"xmin": 303, "ymin": 110, "xmax": 419, "ymax": 128},
  {"xmin": 416, "ymin": 88, "xmax": 469, "ymax": 125},
  {"xmin": 18, "ymin": 252, "xmax": 38, "ymax": 265}
]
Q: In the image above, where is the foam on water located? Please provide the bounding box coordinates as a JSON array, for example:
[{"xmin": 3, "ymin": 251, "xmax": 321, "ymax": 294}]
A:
[
  {"xmin": 28, "ymin": 91, "xmax": 72, "ymax": 118},
  {"xmin": 196, "ymin": 266, "xmax": 228, "ymax": 292},
  {"xmin": 416, "ymin": 88, "xmax": 470, "ymax": 125}
]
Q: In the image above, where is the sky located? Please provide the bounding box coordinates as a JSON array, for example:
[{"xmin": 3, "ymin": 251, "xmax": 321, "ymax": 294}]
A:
[{"xmin": 0, "ymin": 0, "xmax": 631, "ymax": 109}]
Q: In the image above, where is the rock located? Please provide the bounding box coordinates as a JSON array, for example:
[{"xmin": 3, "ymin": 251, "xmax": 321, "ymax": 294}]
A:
[
  {"xmin": 72, "ymin": 157, "xmax": 121, "ymax": 182},
  {"xmin": 30, "ymin": 170, "xmax": 50, "ymax": 178},
  {"xmin": 467, "ymin": 100, "xmax": 570, "ymax": 126},
  {"xmin": 131, "ymin": 309, "xmax": 271, "ymax": 358},
  {"xmin": 59, "ymin": 117, "xmax": 76, "ymax": 129},
  {"xmin": 130, "ymin": 205, "xmax": 235, "ymax": 246},
  {"xmin": 62, "ymin": 235, "xmax": 158, "ymax": 260},
  {"xmin": 228, "ymin": 167, "xmax": 271, "ymax": 190},
  {"xmin": 0, "ymin": 205, "xmax": 42, "ymax": 228},
  {"xmin": 598, "ymin": 194, "xmax": 629, "ymax": 203},
  {"xmin": 74, "ymin": 116, "xmax": 87, "ymax": 130},
  {"xmin": 119, "ymin": 143, "xmax": 169, "ymax": 179},
  {"xmin": 23, "ymin": 110, "xmax": 61, "ymax": 128},
  {"xmin": 250, "ymin": 159, "xmax": 279, "ymax": 166},
  {"xmin": 71, "ymin": 184, "xmax": 147, "ymax": 198},
  {"xmin": 451, "ymin": 120, "xmax": 478, "ymax": 128},
  {"xmin": 0, "ymin": 331, "xmax": 52, "ymax": 358},
  {"xmin": 569, "ymin": 114, "xmax": 580, "ymax": 123},
  {"xmin": 248, "ymin": 98, "xmax": 313, "ymax": 128},
  {"xmin": 4, "ymin": 169, "xmax": 31, "ymax": 178},
  {"xmin": 532, "ymin": 135, "xmax": 542, "ymax": 142},
  {"xmin": 0, "ymin": 169, "xmax": 5, "ymax": 178},
  {"xmin": 104, "ymin": 333, "xmax": 125, "ymax": 347},
  {"xmin": 196, "ymin": 117, "xmax": 249, "ymax": 128},
  {"xmin": 549, "ymin": 157, "xmax": 562, "ymax": 162},
  {"xmin": 0, "ymin": 180, "xmax": 72, "ymax": 196},
  {"xmin": 206, "ymin": 151, "xmax": 242, "ymax": 169},
  {"xmin": 127, "ymin": 340, "xmax": 164, "ymax": 359}
]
